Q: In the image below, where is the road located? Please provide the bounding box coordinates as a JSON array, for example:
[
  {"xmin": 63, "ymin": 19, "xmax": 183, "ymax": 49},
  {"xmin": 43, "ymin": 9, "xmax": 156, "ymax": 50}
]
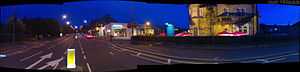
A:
[
  {"xmin": 0, "ymin": 34, "xmax": 158, "ymax": 72},
  {"xmin": 0, "ymin": 34, "xmax": 299, "ymax": 72}
]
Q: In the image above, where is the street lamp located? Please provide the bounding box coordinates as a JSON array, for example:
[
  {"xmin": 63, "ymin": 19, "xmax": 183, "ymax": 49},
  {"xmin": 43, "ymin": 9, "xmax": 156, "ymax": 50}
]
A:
[
  {"xmin": 146, "ymin": 21, "xmax": 151, "ymax": 26},
  {"xmin": 95, "ymin": 27, "xmax": 100, "ymax": 31},
  {"xmin": 66, "ymin": 21, "xmax": 70, "ymax": 25},
  {"xmin": 83, "ymin": 20, "xmax": 87, "ymax": 24},
  {"xmin": 62, "ymin": 14, "xmax": 67, "ymax": 19},
  {"xmin": 74, "ymin": 26, "xmax": 78, "ymax": 29}
]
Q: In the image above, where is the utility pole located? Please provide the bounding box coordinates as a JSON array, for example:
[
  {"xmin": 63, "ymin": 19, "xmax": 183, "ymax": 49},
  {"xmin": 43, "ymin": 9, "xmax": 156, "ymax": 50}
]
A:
[{"xmin": 11, "ymin": 6, "xmax": 17, "ymax": 44}]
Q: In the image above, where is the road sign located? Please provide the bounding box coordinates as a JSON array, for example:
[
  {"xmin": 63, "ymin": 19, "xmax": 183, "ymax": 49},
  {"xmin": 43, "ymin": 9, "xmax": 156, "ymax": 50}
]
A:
[{"xmin": 67, "ymin": 49, "xmax": 76, "ymax": 68}]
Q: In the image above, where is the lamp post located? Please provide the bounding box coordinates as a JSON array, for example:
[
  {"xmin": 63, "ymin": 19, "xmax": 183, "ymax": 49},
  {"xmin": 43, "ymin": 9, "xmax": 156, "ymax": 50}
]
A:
[
  {"xmin": 66, "ymin": 21, "xmax": 70, "ymax": 25},
  {"xmin": 62, "ymin": 14, "xmax": 67, "ymax": 19},
  {"xmin": 146, "ymin": 21, "xmax": 150, "ymax": 26},
  {"xmin": 83, "ymin": 20, "xmax": 87, "ymax": 24}
]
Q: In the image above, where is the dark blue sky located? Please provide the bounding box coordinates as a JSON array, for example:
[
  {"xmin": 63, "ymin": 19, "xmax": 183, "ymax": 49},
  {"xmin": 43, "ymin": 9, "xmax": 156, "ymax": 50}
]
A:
[{"xmin": 1, "ymin": 1, "xmax": 300, "ymax": 29}]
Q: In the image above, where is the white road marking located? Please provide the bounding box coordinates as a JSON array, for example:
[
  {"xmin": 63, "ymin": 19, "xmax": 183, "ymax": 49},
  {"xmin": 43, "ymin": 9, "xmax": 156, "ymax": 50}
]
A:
[
  {"xmin": 83, "ymin": 55, "xmax": 87, "ymax": 59},
  {"xmin": 268, "ymin": 58, "xmax": 286, "ymax": 63},
  {"xmin": 20, "ymin": 51, "xmax": 43, "ymax": 62},
  {"xmin": 167, "ymin": 59, "xmax": 172, "ymax": 64},
  {"xmin": 52, "ymin": 63, "xmax": 59, "ymax": 70},
  {"xmin": 25, "ymin": 53, "xmax": 53, "ymax": 69},
  {"xmin": 82, "ymin": 51, "xmax": 85, "ymax": 54},
  {"xmin": 136, "ymin": 53, "xmax": 141, "ymax": 56},
  {"xmin": 129, "ymin": 54, "xmax": 168, "ymax": 64},
  {"xmin": 111, "ymin": 47, "xmax": 121, "ymax": 52},
  {"xmin": 64, "ymin": 51, "xmax": 67, "ymax": 55},
  {"xmin": 86, "ymin": 63, "xmax": 92, "ymax": 72},
  {"xmin": 38, "ymin": 57, "xmax": 64, "ymax": 70},
  {"xmin": 109, "ymin": 52, "xmax": 114, "ymax": 55},
  {"xmin": 7, "ymin": 50, "xmax": 26, "ymax": 56}
]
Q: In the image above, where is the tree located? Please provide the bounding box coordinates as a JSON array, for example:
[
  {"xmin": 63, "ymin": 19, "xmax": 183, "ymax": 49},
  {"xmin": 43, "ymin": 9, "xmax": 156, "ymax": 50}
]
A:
[
  {"xmin": 90, "ymin": 14, "xmax": 118, "ymax": 29},
  {"xmin": 60, "ymin": 24, "xmax": 73, "ymax": 34},
  {"xmin": 0, "ymin": 23, "xmax": 3, "ymax": 33},
  {"xmin": 7, "ymin": 16, "xmax": 26, "ymax": 41},
  {"xmin": 23, "ymin": 18, "xmax": 60, "ymax": 39}
]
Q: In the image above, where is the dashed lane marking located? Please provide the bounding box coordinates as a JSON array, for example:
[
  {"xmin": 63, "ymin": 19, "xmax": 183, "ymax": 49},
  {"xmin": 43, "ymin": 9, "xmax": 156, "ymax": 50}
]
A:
[
  {"xmin": 109, "ymin": 52, "xmax": 114, "ymax": 55},
  {"xmin": 86, "ymin": 63, "xmax": 92, "ymax": 72},
  {"xmin": 83, "ymin": 55, "xmax": 87, "ymax": 59}
]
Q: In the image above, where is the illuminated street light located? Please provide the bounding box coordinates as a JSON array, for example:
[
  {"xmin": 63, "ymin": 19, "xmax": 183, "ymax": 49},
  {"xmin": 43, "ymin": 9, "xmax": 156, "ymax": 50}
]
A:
[
  {"xmin": 95, "ymin": 27, "xmax": 100, "ymax": 31},
  {"xmin": 74, "ymin": 26, "xmax": 78, "ymax": 29},
  {"xmin": 83, "ymin": 20, "xmax": 87, "ymax": 23},
  {"xmin": 62, "ymin": 14, "xmax": 67, "ymax": 19},
  {"xmin": 146, "ymin": 21, "xmax": 151, "ymax": 26},
  {"xmin": 66, "ymin": 21, "xmax": 70, "ymax": 25},
  {"xmin": 107, "ymin": 29, "xmax": 111, "ymax": 32},
  {"xmin": 59, "ymin": 33, "xmax": 63, "ymax": 37}
]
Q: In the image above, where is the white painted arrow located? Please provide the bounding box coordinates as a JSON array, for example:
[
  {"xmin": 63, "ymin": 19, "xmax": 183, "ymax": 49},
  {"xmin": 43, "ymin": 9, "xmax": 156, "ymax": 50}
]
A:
[
  {"xmin": 25, "ymin": 53, "xmax": 53, "ymax": 69},
  {"xmin": 38, "ymin": 57, "xmax": 64, "ymax": 70}
]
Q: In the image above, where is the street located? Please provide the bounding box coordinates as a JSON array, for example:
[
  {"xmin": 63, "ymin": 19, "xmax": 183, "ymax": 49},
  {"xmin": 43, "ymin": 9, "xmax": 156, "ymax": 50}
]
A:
[
  {"xmin": 0, "ymin": 34, "xmax": 299, "ymax": 72},
  {"xmin": 0, "ymin": 34, "xmax": 158, "ymax": 72}
]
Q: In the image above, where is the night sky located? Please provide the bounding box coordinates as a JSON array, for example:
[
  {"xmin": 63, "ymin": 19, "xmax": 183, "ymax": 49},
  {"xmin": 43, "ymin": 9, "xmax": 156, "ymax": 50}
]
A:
[{"xmin": 1, "ymin": 1, "xmax": 300, "ymax": 30}]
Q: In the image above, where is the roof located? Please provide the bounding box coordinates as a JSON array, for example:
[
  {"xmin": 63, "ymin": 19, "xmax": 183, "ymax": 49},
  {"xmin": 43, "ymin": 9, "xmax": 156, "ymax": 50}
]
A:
[{"xmin": 218, "ymin": 12, "xmax": 255, "ymax": 17}]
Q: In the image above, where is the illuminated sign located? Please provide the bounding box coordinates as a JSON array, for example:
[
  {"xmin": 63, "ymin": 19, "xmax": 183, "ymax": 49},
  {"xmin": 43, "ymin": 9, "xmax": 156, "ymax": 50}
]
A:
[
  {"xmin": 112, "ymin": 24, "xmax": 123, "ymax": 29},
  {"xmin": 165, "ymin": 23, "xmax": 174, "ymax": 37},
  {"xmin": 67, "ymin": 49, "xmax": 76, "ymax": 68}
]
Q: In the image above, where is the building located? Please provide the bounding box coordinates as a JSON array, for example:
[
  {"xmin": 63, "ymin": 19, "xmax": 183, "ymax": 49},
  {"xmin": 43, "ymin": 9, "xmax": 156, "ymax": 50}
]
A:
[
  {"xmin": 143, "ymin": 22, "xmax": 155, "ymax": 36},
  {"xmin": 103, "ymin": 22, "xmax": 147, "ymax": 37},
  {"xmin": 188, "ymin": 4, "xmax": 258, "ymax": 36}
]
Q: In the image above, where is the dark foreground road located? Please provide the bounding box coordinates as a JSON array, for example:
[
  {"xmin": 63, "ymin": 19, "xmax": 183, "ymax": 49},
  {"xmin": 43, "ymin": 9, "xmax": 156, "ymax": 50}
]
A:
[
  {"xmin": 0, "ymin": 35, "xmax": 299, "ymax": 72},
  {"xmin": 0, "ymin": 35, "xmax": 158, "ymax": 72}
]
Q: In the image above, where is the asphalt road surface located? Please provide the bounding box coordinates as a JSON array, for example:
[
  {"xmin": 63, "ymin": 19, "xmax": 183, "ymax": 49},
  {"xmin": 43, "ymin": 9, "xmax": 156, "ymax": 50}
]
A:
[
  {"xmin": 0, "ymin": 35, "xmax": 158, "ymax": 72},
  {"xmin": 0, "ymin": 34, "xmax": 299, "ymax": 72}
]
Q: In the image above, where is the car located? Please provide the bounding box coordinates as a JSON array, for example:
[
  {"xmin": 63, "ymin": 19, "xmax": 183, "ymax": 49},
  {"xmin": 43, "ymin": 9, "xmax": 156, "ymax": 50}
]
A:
[
  {"xmin": 0, "ymin": 54, "xmax": 7, "ymax": 58},
  {"xmin": 84, "ymin": 34, "xmax": 96, "ymax": 39},
  {"xmin": 74, "ymin": 35, "xmax": 78, "ymax": 39}
]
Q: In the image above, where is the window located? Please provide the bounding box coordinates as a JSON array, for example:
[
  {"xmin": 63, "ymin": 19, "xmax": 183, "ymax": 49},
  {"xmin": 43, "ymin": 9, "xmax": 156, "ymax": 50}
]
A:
[
  {"xmin": 224, "ymin": 8, "xmax": 229, "ymax": 16},
  {"xmin": 243, "ymin": 26, "xmax": 248, "ymax": 33},
  {"xmin": 241, "ymin": 8, "xmax": 246, "ymax": 16},
  {"xmin": 198, "ymin": 8, "xmax": 205, "ymax": 17},
  {"xmin": 241, "ymin": 8, "xmax": 246, "ymax": 13},
  {"xmin": 236, "ymin": 8, "xmax": 241, "ymax": 13},
  {"xmin": 224, "ymin": 8, "xmax": 229, "ymax": 13},
  {"xmin": 191, "ymin": 8, "xmax": 198, "ymax": 17}
]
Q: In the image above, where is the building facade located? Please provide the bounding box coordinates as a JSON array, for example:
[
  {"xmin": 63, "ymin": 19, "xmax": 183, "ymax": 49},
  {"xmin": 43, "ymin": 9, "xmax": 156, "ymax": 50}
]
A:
[
  {"xmin": 188, "ymin": 4, "xmax": 258, "ymax": 36},
  {"xmin": 103, "ymin": 22, "xmax": 151, "ymax": 37}
]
